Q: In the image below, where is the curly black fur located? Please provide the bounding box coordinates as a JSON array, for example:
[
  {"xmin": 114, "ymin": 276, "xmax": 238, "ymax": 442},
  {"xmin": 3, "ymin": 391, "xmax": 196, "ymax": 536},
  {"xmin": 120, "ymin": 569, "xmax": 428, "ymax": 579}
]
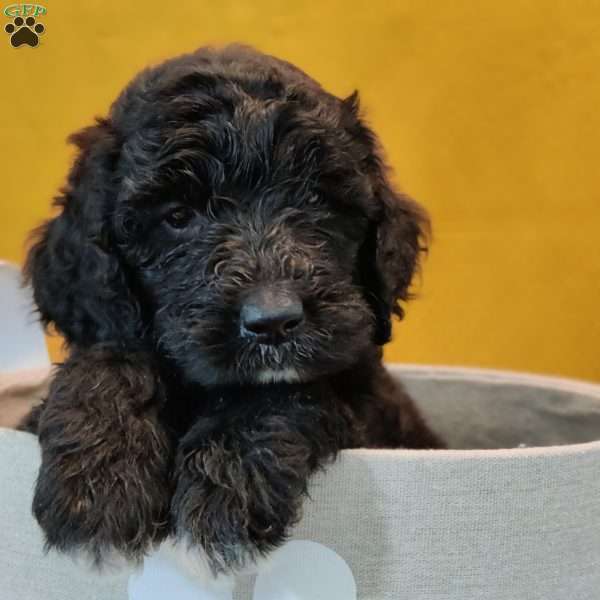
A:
[
  {"xmin": 23, "ymin": 44, "xmax": 442, "ymax": 575},
  {"xmin": 31, "ymin": 349, "xmax": 173, "ymax": 566},
  {"xmin": 172, "ymin": 382, "xmax": 350, "ymax": 572}
]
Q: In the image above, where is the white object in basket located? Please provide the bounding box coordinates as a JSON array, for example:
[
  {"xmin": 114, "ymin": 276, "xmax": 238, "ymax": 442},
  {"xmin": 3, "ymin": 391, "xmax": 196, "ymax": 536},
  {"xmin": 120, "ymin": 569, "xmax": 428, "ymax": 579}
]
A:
[{"xmin": 0, "ymin": 261, "xmax": 49, "ymax": 372}]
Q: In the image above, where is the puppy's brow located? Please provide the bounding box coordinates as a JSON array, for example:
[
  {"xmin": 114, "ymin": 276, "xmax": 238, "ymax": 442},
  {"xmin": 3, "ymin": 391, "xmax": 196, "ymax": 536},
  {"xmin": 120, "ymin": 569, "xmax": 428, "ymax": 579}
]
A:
[{"xmin": 130, "ymin": 187, "xmax": 208, "ymax": 209}]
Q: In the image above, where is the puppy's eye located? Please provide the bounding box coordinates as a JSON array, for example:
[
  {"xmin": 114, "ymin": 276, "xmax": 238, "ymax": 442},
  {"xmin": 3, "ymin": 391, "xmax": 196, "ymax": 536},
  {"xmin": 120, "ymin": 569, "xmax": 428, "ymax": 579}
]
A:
[{"xmin": 164, "ymin": 206, "xmax": 196, "ymax": 229}]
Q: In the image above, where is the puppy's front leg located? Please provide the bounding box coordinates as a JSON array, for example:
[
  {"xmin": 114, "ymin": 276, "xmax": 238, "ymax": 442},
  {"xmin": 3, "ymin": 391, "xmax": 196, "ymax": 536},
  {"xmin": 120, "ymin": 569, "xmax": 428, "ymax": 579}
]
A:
[
  {"xmin": 32, "ymin": 348, "xmax": 173, "ymax": 566},
  {"xmin": 171, "ymin": 383, "xmax": 348, "ymax": 576}
]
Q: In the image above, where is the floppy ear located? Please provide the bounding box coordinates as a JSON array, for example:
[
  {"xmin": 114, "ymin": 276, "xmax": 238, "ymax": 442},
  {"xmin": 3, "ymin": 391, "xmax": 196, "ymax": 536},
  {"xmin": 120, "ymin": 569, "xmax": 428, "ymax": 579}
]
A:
[
  {"xmin": 25, "ymin": 118, "xmax": 143, "ymax": 349},
  {"xmin": 368, "ymin": 176, "xmax": 429, "ymax": 344},
  {"xmin": 345, "ymin": 92, "xmax": 430, "ymax": 345}
]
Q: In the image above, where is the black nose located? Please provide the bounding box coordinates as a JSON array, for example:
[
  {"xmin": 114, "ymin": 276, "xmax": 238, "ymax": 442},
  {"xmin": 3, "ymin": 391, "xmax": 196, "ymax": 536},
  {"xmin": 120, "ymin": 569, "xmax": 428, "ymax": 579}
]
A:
[{"xmin": 240, "ymin": 286, "xmax": 304, "ymax": 344}]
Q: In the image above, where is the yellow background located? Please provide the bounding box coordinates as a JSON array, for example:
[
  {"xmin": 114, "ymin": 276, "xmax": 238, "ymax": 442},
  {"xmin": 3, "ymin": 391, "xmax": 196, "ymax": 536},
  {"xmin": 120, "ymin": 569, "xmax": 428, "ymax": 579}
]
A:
[{"xmin": 1, "ymin": 1, "xmax": 598, "ymax": 381}]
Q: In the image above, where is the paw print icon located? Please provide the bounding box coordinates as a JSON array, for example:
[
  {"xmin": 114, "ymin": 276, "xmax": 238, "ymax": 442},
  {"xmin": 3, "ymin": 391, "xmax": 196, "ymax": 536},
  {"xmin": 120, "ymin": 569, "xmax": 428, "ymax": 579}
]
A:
[{"xmin": 5, "ymin": 16, "xmax": 45, "ymax": 48}]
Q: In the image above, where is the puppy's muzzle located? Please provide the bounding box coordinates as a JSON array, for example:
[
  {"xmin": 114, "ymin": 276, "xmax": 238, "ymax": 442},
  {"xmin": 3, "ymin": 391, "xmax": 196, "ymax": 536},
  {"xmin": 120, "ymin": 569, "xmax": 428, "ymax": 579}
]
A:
[{"xmin": 240, "ymin": 285, "xmax": 304, "ymax": 345}]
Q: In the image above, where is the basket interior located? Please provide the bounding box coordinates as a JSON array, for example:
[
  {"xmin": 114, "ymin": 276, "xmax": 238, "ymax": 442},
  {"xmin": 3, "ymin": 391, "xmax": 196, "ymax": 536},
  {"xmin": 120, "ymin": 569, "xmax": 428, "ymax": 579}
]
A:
[{"xmin": 396, "ymin": 367, "xmax": 600, "ymax": 449}]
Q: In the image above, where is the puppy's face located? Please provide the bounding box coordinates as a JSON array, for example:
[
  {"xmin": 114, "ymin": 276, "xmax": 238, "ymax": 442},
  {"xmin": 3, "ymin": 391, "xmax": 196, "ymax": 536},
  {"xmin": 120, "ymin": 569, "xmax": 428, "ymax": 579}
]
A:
[
  {"xmin": 27, "ymin": 46, "xmax": 427, "ymax": 387},
  {"xmin": 117, "ymin": 111, "xmax": 374, "ymax": 385}
]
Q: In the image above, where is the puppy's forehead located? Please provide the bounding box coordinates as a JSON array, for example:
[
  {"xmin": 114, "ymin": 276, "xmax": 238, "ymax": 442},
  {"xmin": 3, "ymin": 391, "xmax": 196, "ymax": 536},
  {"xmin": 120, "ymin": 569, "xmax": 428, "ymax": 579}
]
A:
[{"xmin": 113, "ymin": 49, "xmax": 377, "ymax": 217}]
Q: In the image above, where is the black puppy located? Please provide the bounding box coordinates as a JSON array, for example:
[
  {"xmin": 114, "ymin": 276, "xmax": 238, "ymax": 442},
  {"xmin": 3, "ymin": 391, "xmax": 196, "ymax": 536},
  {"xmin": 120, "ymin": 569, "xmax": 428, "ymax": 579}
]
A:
[{"xmin": 23, "ymin": 44, "xmax": 442, "ymax": 578}]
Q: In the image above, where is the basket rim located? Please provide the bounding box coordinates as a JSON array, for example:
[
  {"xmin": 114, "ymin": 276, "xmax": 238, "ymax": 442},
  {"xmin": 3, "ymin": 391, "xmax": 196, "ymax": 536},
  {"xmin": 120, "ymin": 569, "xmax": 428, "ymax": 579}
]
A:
[
  {"xmin": 389, "ymin": 363, "xmax": 600, "ymax": 397},
  {"xmin": 4, "ymin": 364, "xmax": 600, "ymax": 457}
]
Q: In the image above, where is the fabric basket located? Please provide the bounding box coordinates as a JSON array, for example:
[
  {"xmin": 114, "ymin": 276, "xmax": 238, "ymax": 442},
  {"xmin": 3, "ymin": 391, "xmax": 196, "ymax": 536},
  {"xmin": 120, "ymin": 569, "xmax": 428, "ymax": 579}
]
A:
[{"xmin": 1, "ymin": 365, "xmax": 599, "ymax": 600}]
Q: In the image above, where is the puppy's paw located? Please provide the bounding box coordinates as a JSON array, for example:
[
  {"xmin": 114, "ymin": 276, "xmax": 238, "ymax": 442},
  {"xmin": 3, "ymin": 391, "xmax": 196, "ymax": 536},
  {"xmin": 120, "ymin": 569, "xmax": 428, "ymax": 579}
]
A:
[
  {"xmin": 34, "ymin": 428, "xmax": 172, "ymax": 567},
  {"xmin": 32, "ymin": 350, "xmax": 174, "ymax": 566},
  {"xmin": 171, "ymin": 435, "xmax": 306, "ymax": 575}
]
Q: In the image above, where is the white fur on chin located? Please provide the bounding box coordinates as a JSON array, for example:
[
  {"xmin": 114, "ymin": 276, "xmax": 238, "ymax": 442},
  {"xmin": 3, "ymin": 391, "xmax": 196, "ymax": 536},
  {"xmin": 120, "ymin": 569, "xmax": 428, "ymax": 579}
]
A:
[{"xmin": 255, "ymin": 368, "xmax": 301, "ymax": 384}]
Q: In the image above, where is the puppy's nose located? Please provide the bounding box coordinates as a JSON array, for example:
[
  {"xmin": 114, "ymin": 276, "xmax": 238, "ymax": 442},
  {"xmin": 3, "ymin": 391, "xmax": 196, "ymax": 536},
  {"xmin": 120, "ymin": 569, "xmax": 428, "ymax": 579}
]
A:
[{"xmin": 240, "ymin": 286, "xmax": 304, "ymax": 344}]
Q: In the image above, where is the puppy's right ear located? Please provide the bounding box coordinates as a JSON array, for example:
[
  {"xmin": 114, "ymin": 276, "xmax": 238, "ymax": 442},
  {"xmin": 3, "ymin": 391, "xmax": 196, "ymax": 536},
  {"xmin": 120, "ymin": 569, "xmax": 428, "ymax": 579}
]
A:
[{"xmin": 25, "ymin": 118, "xmax": 143, "ymax": 349}]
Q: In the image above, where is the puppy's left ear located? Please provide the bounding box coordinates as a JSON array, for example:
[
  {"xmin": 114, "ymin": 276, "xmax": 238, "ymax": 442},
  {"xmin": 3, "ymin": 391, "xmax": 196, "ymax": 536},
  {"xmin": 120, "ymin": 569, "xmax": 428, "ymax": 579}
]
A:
[
  {"xmin": 368, "ymin": 174, "xmax": 429, "ymax": 345},
  {"xmin": 344, "ymin": 92, "xmax": 430, "ymax": 345}
]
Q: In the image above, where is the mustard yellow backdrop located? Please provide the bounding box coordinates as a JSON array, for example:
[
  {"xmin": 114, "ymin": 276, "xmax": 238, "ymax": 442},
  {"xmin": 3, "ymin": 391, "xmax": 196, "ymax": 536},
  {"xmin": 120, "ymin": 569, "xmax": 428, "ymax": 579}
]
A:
[{"xmin": 1, "ymin": 1, "xmax": 598, "ymax": 380}]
